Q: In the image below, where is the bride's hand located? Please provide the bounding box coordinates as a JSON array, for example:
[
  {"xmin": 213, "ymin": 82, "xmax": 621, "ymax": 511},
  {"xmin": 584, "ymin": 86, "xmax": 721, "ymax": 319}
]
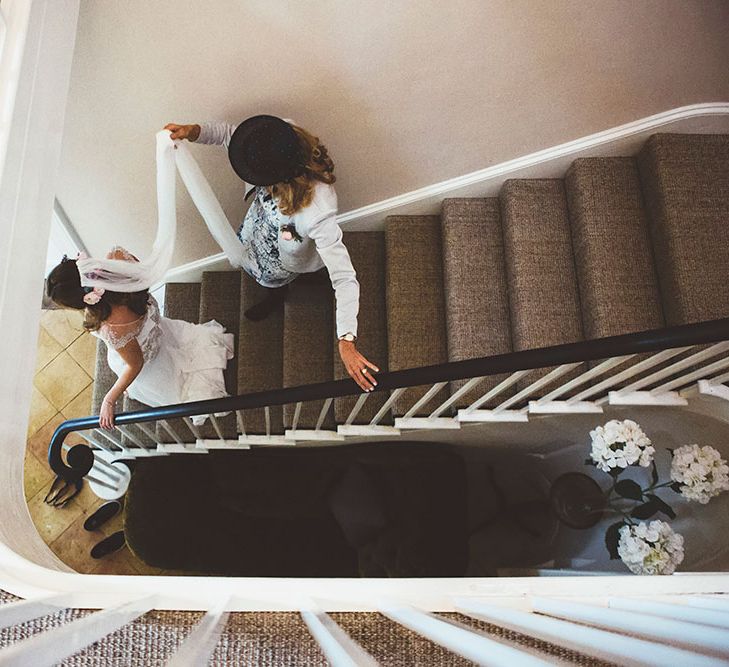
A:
[
  {"xmin": 99, "ymin": 398, "xmax": 116, "ymax": 431},
  {"xmin": 338, "ymin": 340, "xmax": 379, "ymax": 392},
  {"xmin": 163, "ymin": 123, "xmax": 201, "ymax": 142}
]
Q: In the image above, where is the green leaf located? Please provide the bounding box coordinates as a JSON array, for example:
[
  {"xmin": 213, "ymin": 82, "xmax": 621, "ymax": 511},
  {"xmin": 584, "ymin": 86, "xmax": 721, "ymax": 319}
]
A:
[
  {"xmin": 631, "ymin": 500, "xmax": 659, "ymax": 520},
  {"xmin": 605, "ymin": 521, "xmax": 625, "ymax": 559},
  {"xmin": 609, "ymin": 467, "xmax": 623, "ymax": 479},
  {"xmin": 615, "ymin": 479, "xmax": 643, "ymax": 500},
  {"xmin": 650, "ymin": 460, "xmax": 658, "ymax": 486},
  {"xmin": 647, "ymin": 493, "xmax": 676, "ymax": 519}
]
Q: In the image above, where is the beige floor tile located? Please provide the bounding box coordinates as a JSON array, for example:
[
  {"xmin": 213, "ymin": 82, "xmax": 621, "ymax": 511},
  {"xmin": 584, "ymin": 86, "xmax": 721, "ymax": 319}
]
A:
[
  {"xmin": 24, "ymin": 452, "xmax": 55, "ymax": 501},
  {"xmin": 27, "ymin": 387, "xmax": 57, "ymax": 438},
  {"xmin": 49, "ymin": 513, "xmax": 99, "ymax": 574},
  {"xmin": 61, "ymin": 384, "xmax": 94, "ymax": 421},
  {"xmin": 67, "ymin": 332, "xmax": 97, "ymax": 377},
  {"xmin": 26, "ymin": 412, "xmax": 66, "ymax": 462},
  {"xmin": 27, "ymin": 483, "xmax": 85, "ymax": 544},
  {"xmin": 34, "ymin": 351, "xmax": 92, "ymax": 411},
  {"xmin": 35, "ymin": 326, "xmax": 64, "ymax": 373},
  {"xmin": 89, "ymin": 543, "xmax": 140, "ymax": 575},
  {"xmin": 40, "ymin": 309, "xmax": 85, "ymax": 348}
]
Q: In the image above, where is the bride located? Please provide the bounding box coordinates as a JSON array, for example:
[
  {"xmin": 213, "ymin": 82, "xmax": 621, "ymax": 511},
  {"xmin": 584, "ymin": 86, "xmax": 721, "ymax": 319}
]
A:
[{"xmin": 46, "ymin": 247, "xmax": 234, "ymax": 430}]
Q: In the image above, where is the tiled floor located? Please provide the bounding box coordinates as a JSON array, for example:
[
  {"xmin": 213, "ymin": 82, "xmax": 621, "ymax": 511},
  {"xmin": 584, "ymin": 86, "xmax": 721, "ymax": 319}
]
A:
[{"xmin": 25, "ymin": 309, "xmax": 165, "ymax": 576}]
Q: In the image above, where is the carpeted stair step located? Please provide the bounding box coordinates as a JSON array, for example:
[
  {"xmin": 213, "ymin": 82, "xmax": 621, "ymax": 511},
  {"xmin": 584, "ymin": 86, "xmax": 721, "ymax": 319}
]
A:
[
  {"xmin": 386, "ymin": 215, "xmax": 448, "ymax": 416},
  {"xmin": 565, "ymin": 157, "xmax": 665, "ymax": 339},
  {"xmin": 500, "ymin": 180, "xmax": 584, "ymax": 387},
  {"xmin": 155, "ymin": 282, "xmax": 201, "ymax": 444},
  {"xmin": 333, "ymin": 232, "xmax": 390, "ymax": 425},
  {"xmin": 195, "ymin": 271, "xmax": 241, "ymax": 440},
  {"xmin": 283, "ymin": 278, "xmax": 335, "ymax": 430},
  {"xmin": 441, "ymin": 199, "xmax": 512, "ymax": 408},
  {"xmin": 237, "ymin": 273, "xmax": 285, "ymax": 435},
  {"xmin": 638, "ymin": 133, "xmax": 729, "ymax": 325}
]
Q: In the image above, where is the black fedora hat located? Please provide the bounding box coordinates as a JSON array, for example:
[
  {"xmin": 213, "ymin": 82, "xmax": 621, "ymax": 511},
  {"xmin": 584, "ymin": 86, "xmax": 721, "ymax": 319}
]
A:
[{"xmin": 228, "ymin": 115, "xmax": 306, "ymax": 186}]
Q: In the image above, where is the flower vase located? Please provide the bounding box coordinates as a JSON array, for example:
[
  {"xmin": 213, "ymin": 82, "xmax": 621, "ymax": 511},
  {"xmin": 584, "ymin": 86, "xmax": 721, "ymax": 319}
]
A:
[{"xmin": 549, "ymin": 472, "xmax": 606, "ymax": 529}]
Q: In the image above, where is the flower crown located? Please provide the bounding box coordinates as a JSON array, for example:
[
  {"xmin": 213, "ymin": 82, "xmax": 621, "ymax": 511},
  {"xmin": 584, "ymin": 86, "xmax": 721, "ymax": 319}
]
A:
[{"xmin": 76, "ymin": 252, "xmax": 106, "ymax": 305}]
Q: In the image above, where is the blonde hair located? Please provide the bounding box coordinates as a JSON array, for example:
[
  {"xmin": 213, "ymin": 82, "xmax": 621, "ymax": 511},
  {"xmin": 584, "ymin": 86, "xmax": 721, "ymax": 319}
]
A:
[{"xmin": 268, "ymin": 125, "xmax": 335, "ymax": 216}]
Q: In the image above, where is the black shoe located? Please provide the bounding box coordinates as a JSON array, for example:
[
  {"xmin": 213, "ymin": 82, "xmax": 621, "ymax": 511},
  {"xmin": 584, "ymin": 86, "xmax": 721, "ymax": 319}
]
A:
[
  {"xmin": 84, "ymin": 500, "xmax": 122, "ymax": 531},
  {"xmin": 90, "ymin": 531, "xmax": 126, "ymax": 559},
  {"xmin": 244, "ymin": 284, "xmax": 288, "ymax": 321}
]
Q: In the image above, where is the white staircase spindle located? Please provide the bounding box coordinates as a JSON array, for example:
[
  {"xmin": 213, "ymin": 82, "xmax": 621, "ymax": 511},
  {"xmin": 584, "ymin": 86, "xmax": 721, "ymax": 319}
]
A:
[
  {"xmin": 688, "ymin": 597, "xmax": 729, "ymax": 613},
  {"xmin": 608, "ymin": 598, "xmax": 729, "ymax": 630},
  {"xmin": 708, "ymin": 369, "xmax": 729, "ymax": 385},
  {"xmin": 380, "ymin": 603, "xmax": 551, "ymax": 667},
  {"xmin": 402, "ymin": 382, "xmax": 448, "ymax": 419},
  {"xmin": 209, "ymin": 414, "xmax": 225, "ymax": 442},
  {"xmin": 159, "ymin": 420, "xmax": 184, "ymax": 445},
  {"xmin": 498, "ymin": 363, "xmax": 580, "ymax": 412},
  {"xmin": 77, "ymin": 430, "xmax": 114, "ymax": 454},
  {"xmin": 530, "ymin": 597, "xmax": 729, "ymax": 658},
  {"xmin": 0, "ymin": 595, "xmax": 71, "ymax": 629},
  {"xmin": 429, "ymin": 376, "xmax": 485, "ymax": 418},
  {"xmin": 535, "ymin": 355, "xmax": 633, "ymax": 403},
  {"xmin": 86, "ymin": 473, "xmax": 118, "ymax": 492},
  {"xmin": 569, "ymin": 347, "xmax": 690, "ymax": 402},
  {"xmin": 184, "ymin": 417, "xmax": 202, "ymax": 441},
  {"xmin": 136, "ymin": 422, "xmax": 159, "ymax": 443},
  {"xmin": 343, "ymin": 394, "xmax": 368, "ymax": 426},
  {"xmin": 116, "ymin": 425, "xmax": 149, "ymax": 450},
  {"xmin": 369, "ymin": 388, "xmax": 404, "ymax": 426},
  {"xmin": 265, "ymin": 406, "xmax": 272, "ymax": 436},
  {"xmin": 301, "ymin": 608, "xmax": 378, "ymax": 667},
  {"xmin": 91, "ymin": 455, "xmax": 122, "ymax": 481},
  {"xmin": 290, "ymin": 402, "xmax": 302, "ymax": 433},
  {"xmin": 93, "ymin": 428, "xmax": 128, "ymax": 451},
  {"xmin": 316, "ymin": 397, "xmax": 334, "ymax": 430},
  {"xmin": 652, "ymin": 354, "xmax": 729, "ymax": 394},
  {"xmin": 455, "ymin": 598, "xmax": 726, "ymax": 667},
  {"xmin": 235, "ymin": 410, "xmax": 246, "ymax": 436},
  {"xmin": 0, "ymin": 597, "xmax": 155, "ymax": 667},
  {"xmin": 461, "ymin": 370, "xmax": 530, "ymax": 414},
  {"xmin": 165, "ymin": 600, "xmax": 229, "ymax": 667}
]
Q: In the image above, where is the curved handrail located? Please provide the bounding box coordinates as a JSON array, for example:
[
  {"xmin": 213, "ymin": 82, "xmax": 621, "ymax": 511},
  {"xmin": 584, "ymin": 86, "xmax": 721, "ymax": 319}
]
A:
[{"xmin": 48, "ymin": 317, "xmax": 729, "ymax": 480}]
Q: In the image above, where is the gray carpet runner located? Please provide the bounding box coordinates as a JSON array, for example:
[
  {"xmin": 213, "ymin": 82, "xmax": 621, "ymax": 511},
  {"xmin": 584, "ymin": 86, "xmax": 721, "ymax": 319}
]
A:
[
  {"xmin": 441, "ymin": 198, "xmax": 512, "ymax": 406},
  {"xmin": 87, "ymin": 132, "xmax": 729, "ymax": 437}
]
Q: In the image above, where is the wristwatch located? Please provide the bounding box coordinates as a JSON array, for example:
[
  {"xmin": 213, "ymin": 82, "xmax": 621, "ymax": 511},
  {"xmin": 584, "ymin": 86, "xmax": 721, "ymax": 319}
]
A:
[{"xmin": 339, "ymin": 333, "xmax": 356, "ymax": 342}]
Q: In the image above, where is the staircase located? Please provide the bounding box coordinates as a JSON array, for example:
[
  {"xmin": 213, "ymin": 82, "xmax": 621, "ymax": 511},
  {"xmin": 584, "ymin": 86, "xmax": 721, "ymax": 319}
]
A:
[{"xmin": 78, "ymin": 133, "xmax": 729, "ymax": 463}]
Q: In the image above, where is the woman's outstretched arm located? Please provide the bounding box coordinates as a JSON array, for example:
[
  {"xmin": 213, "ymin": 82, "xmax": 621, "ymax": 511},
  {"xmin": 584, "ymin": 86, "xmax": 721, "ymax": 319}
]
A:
[{"xmin": 99, "ymin": 337, "xmax": 144, "ymax": 430}]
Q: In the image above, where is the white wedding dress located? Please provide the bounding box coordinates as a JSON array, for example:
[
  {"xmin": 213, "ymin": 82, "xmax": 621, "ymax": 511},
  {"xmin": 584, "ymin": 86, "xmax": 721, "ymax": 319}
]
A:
[{"xmin": 92, "ymin": 249, "xmax": 234, "ymax": 424}]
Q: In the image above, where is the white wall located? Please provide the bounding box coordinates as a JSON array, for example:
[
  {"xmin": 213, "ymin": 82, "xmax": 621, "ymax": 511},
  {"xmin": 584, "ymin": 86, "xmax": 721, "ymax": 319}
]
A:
[{"xmin": 56, "ymin": 0, "xmax": 729, "ymax": 267}]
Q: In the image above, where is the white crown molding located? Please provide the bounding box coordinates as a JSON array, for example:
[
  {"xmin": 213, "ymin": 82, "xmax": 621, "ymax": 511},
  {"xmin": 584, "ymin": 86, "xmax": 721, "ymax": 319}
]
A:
[{"xmin": 162, "ymin": 102, "xmax": 729, "ymax": 285}]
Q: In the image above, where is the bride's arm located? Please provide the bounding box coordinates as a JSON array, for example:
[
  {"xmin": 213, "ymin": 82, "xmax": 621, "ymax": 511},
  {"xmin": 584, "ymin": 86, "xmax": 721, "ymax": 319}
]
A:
[{"xmin": 99, "ymin": 338, "xmax": 144, "ymax": 430}]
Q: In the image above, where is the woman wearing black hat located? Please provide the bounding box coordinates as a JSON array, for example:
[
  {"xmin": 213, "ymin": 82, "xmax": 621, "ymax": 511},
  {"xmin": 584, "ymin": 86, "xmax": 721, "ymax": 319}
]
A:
[{"xmin": 164, "ymin": 116, "xmax": 378, "ymax": 392}]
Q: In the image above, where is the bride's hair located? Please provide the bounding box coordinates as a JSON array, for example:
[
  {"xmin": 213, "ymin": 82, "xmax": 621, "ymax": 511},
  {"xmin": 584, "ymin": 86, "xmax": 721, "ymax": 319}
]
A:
[
  {"xmin": 46, "ymin": 257, "xmax": 149, "ymax": 331},
  {"xmin": 268, "ymin": 124, "xmax": 336, "ymax": 216}
]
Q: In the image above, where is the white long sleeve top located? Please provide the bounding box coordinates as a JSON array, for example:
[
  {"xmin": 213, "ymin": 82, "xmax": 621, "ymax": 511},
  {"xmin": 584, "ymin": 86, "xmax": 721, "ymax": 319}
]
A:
[{"xmin": 198, "ymin": 121, "xmax": 359, "ymax": 338}]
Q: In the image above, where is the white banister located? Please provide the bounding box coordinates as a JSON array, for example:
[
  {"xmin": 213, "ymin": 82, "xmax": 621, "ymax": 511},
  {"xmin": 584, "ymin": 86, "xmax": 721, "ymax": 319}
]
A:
[
  {"xmin": 0, "ymin": 594, "xmax": 70, "ymax": 629},
  {"xmin": 301, "ymin": 608, "xmax": 378, "ymax": 667},
  {"xmin": 380, "ymin": 602, "xmax": 551, "ymax": 667},
  {"xmin": 290, "ymin": 402, "xmax": 302, "ymax": 433},
  {"xmin": 0, "ymin": 597, "xmax": 155, "ymax": 667},
  {"xmin": 235, "ymin": 410, "xmax": 246, "ymax": 437},
  {"xmin": 607, "ymin": 598, "xmax": 729, "ymax": 630},
  {"xmin": 456, "ymin": 598, "xmax": 726, "ymax": 667},
  {"xmin": 209, "ymin": 414, "xmax": 225, "ymax": 442},
  {"xmin": 165, "ymin": 600, "xmax": 229, "ymax": 667},
  {"xmin": 184, "ymin": 417, "xmax": 202, "ymax": 441},
  {"xmin": 569, "ymin": 347, "xmax": 690, "ymax": 402},
  {"xmin": 159, "ymin": 420, "xmax": 184, "ymax": 445},
  {"xmin": 531, "ymin": 597, "xmax": 729, "ymax": 658},
  {"xmin": 429, "ymin": 376, "xmax": 485, "ymax": 418},
  {"xmin": 497, "ymin": 363, "xmax": 580, "ymax": 411}
]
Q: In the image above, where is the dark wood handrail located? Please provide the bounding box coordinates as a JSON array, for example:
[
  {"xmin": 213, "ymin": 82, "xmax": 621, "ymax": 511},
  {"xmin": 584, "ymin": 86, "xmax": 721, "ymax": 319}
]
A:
[{"xmin": 48, "ymin": 317, "xmax": 729, "ymax": 480}]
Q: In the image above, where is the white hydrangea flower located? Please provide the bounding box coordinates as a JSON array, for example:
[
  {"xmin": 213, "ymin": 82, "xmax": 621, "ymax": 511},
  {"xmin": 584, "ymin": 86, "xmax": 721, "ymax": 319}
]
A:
[
  {"xmin": 618, "ymin": 520, "xmax": 684, "ymax": 575},
  {"xmin": 670, "ymin": 444, "xmax": 729, "ymax": 504},
  {"xmin": 589, "ymin": 419, "xmax": 655, "ymax": 473}
]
